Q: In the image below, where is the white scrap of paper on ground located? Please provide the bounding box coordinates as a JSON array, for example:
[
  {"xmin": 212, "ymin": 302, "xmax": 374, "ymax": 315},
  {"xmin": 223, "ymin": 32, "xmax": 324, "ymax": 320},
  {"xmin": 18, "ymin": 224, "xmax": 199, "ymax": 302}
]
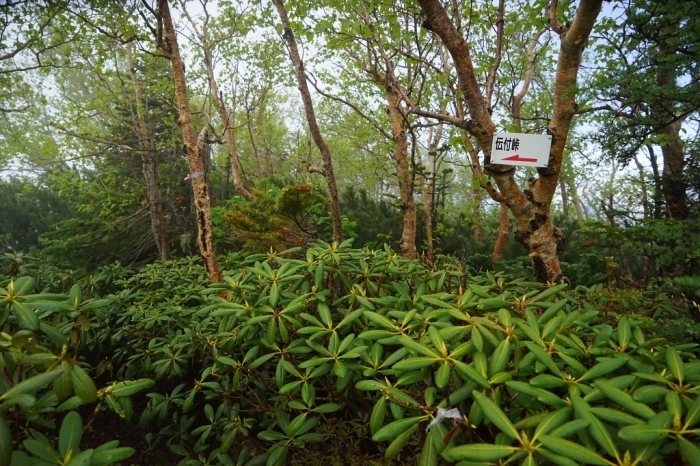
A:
[{"xmin": 426, "ymin": 407, "xmax": 462, "ymax": 431}]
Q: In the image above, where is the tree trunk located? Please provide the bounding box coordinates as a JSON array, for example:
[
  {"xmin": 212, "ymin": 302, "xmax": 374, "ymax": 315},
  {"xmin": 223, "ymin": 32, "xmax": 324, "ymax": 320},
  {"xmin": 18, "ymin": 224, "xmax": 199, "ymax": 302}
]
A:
[
  {"xmin": 568, "ymin": 178, "xmax": 586, "ymax": 220},
  {"xmin": 124, "ymin": 44, "xmax": 168, "ymax": 260},
  {"xmin": 654, "ymin": 26, "xmax": 688, "ymax": 220},
  {"xmin": 246, "ymin": 106, "xmax": 264, "ymax": 178},
  {"xmin": 386, "ymin": 89, "xmax": 417, "ymax": 259},
  {"xmin": 559, "ymin": 177, "xmax": 569, "ymax": 219},
  {"xmin": 157, "ymin": 0, "xmax": 222, "ymax": 283},
  {"xmin": 203, "ymin": 48, "xmax": 254, "ymax": 201},
  {"xmin": 659, "ymin": 122, "xmax": 687, "ymax": 219},
  {"xmin": 646, "ymin": 144, "xmax": 663, "ymax": 219},
  {"xmin": 632, "ymin": 154, "xmax": 649, "ymax": 219},
  {"xmin": 418, "ymin": 0, "xmax": 602, "ymax": 283},
  {"xmin": 492, "ymin": 202, "xmax": 509, "ymax": 263},
  {"xmin": 179, "ymin": 2, "xmax": 255, "ymax": 201},
  {"xmin": 272, "ymin": 0, "xmax": 343, "ymax": 243}
]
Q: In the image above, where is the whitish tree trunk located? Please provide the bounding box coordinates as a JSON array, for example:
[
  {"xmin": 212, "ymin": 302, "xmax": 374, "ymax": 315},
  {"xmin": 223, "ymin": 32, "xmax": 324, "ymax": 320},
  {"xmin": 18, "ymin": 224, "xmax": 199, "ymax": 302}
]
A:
[
  {"xmin": 419, "ymin": 0, "xmax": 602, "ymax": 283},
  {"xmin": 559, "ymin": 177, "xmax": 569, "ymax": 219},
  {"xmin": 125, "ymin": 44, "xmax": 168, "ymax": 260},
  {"xmin": 157, "ymin": 0, "xmax": 222, "ymax": 283},
  {"xmin": 272, "ymin": 0, "xmax": 343, "ymax": 243}
]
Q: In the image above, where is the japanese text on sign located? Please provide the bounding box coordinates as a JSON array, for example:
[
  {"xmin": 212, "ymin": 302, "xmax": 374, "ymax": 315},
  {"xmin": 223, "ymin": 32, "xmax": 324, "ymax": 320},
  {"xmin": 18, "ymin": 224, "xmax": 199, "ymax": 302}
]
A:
[{"xmin": 494, "ymin": 136, "xmax": 520, "ymax": 152}]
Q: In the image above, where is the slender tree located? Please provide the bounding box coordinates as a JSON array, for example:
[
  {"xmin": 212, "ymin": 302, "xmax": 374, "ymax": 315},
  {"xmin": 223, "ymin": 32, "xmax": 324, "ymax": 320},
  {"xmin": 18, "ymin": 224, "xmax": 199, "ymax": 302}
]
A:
[
  {"xmin": 125, "ymin": 44, "xmax": 169, "ymax": 260},
  {"xmin": 154, "ymin": 0, "xmax": 222, "ymax": 282},
  {"xmin": 272, "ymin": 0, "xmax": 343, "ymax": 243}
]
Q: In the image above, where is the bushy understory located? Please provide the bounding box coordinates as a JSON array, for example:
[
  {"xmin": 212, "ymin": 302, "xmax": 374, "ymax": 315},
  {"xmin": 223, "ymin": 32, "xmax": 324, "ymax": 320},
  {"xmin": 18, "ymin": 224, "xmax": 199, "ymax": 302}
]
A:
[{"xmin": 1, "ymin": 243, "xmax": 700, "ymax": 466}]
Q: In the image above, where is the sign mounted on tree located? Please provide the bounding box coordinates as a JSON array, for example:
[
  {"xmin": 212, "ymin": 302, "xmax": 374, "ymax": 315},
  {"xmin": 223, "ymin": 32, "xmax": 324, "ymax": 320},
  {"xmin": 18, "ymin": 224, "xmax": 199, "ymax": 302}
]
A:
[{"xmin": 490, "ymin": 132, "xmax": 552, "ymax": 167}]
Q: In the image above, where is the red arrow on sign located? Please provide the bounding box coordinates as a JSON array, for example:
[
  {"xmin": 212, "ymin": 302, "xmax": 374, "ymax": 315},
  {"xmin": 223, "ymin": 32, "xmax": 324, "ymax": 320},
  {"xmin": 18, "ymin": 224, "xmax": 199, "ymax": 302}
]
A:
[{"xmin": 502, "ymin": 154, "xmax": 538, "ymax": 163}]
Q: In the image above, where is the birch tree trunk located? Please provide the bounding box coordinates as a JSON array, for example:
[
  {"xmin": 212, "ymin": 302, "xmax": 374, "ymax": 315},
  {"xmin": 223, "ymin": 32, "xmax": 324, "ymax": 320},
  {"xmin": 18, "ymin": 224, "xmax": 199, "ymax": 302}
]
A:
[
  {"xmin": 272, "ymin": 0, "xmax": 343, "ymax": 243},
  {"xmin": 156, "ymin": 0, "xmax": 222, "ymax": 283},
  {"xmin": 418, "ymin": 0, "xmax": 602, "ymax": 283},
  {"xmin": 125, "ymin": 44, "xmax": 169, "ymax": 260}
]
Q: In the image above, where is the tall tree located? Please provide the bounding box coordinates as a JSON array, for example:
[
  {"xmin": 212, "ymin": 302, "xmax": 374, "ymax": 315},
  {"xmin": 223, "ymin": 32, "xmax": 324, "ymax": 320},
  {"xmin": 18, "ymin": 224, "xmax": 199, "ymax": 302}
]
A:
[
  {"xmin": 272, "ymin": 0, "xmax": 343, "ymax": 243},
  {"xmin": 179, "ymin": 0, "xmax": 255, "ymax": 201},
  {"xmin": 416, "ymin": 0, "xmax": 603, "ymax": 282},
  {"xmin": 154, "ymin": 0, "xmax": 223, "ymax": 282},
  {"xmin": 125, "ymin": 44, "xmax": 169, "ymax": 260},
  {"xmin": 591, "ymin": 0, "xmax": 700, "ymax": 220}
]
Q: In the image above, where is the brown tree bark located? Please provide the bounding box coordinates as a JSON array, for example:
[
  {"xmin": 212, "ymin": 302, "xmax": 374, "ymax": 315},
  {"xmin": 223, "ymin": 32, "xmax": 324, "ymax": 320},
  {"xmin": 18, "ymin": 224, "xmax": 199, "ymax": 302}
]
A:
[
  {"xmin": 272, "ymin": 0, "xmax": 342, "ymax": 243},
  {"xmin": 418, "ymin": 0, "xmax": 602, "ymax": 283},
  {"xmin": 179, "ymin": 1, "xmax": 254, "ymax": 201},
  {"xmin": 125, "ymin": 44, "xmax": 169, "ymax": 260},
  {"xmin": 654, "ymin": 25, "xmax": 689, "ymax": 220},
  {"xmin": 387, "ymin": 89, "xmax": 417, "ymax": 259},
  {"xmin": 492, "ymin": 202, "xmax": 509, "ymax": 263},
  {"xmin": 156, "ymin": 0, "xmax": 222, "ymax": 283}
]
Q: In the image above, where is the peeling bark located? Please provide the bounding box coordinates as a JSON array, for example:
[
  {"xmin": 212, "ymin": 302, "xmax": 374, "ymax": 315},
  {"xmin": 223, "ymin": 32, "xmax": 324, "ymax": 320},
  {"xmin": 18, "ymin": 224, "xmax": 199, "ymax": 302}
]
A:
[
  {"xmin": 156, "ymin": 0, "xmax": 222, "ymax": 283},
  {"xmin": 418, "ymin": 0, "xmax": 602, "ymax": 283},
  {"xmin": 272, "ymin": 0, "xmax": 343, "ymax": 243},
  {"xmin": 387, "ymin": 89, "xmax": 417, "ymax": 259}
]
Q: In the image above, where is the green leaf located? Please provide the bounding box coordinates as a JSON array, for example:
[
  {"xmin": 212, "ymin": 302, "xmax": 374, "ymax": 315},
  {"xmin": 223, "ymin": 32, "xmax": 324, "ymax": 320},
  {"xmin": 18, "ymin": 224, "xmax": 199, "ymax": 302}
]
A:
[
  {"xmin": 356, "ymin": 380, "xmax": 386, "ymax": 391},
  {"xmin": 418, "ymin": 432, "xmax": 438, "ymax": 466},
  {"xmin": 533, "ymin": 408, "xmax": 572, "ymax": 441},
  {"xmin": 678, "ymin": 437, "xmax": 700, "ymax": 466},
  {"xmin": 66, "ymin": 449, "xmax": 93, "ymax": 466},
  {"xmin": 538, "ymin": 435, "xmax": 609, "ymax": 465},
  {"xmin": 683, "ymin": 394, "xmax": 700, "ymax": 429},
  {"xmin": 0, "ymin": 370, "xmax": 62, "ymax": 401},
  {"xmin": 548, "ymin": 419, "xmax": 590, "ymax": 439},
  {"xmin": 21, "ymin": 439, "xmax": 60, "ymax": 463},
  {"xmin": 454, "ymin": 361, "xmax": 491, "ymax": 389},
  {"xmin": 372, "ymin": 416, "xmax": 423, "ymax": 442},
  {"xmin": 71, "ymin": 365, "xmax": 97, "ymax": 403},
  {"xmin": 489, "ymin": 339, "xmax": 511, "ymax": 377},
  {"xmin": 398, "ymin": 336, "xmax": 439, "ymax": 357},
  {"xmin": 445, "ymin": 444, "xmax": 514, "ymax": 462},
  {"xmin": 370, "ymin": 396, "xmax": 387, "ymax": 436},
  {"xmin": 12, "ymin": 301, "xmax": 39, "ymax": 330},
  {"xmin": 312, "ymin": 403, "xmax": 341, "ymax": 414},
  {"xmin": 109, "ymin": 379, "xmax": 154, "ymax": 397},
  {"xmin": 666, "ymin": 347, "xmax": 684, "ymax": 383},
  {"xmin": 385, "ymin": 423, "xmax": 418, "ymax": 458},
  {"xmin": 530, "ymin": 284, "xmax": 568, "ymax": 303},
  {"xmin": 589, "ymin": 407, "xmax": 642, "ymax": 426},
  {"xmin": 266, "ymin": 444, "xmax": 288, "ymax": 466},
  {"xmin": 618, "ymin": 423, "xmax": 670, "ymax": 444},
  {"xmin": 91, "ymin": 447, "xmax": 135, "ymax": 466},
  {"xmin": 0, "ymin": 415, "xmax": 11, "ymax": 466},
  {"xmin": 578, "ymin": 357, "xmax": 628, "ymax": 382},
  {"xmin": 393, "ymin": 357, "xmax": 439, "ymax": 371},
  {"xmin": 570, "ymin": 395, "xmax": 618, "ymax": 458},
  {"xmin": 472, "ymin": 391, "xmax": 519, "ymax": 439},
  {"xmin": 617, "ymin": 317, "xmax": 630, "ymax": 348},
  {"xmin": 593, "ymin": 380, "xmax": 655, "ymax": 419},
  {"xmin": 59, "ymin": 412, "xmax": 83, "ymax": 459},
  {"xmin": 435, "ymin": 362, "xmax": 451, "ymax": 388},
  {"xmin": 632, "ymin": 385, "xmax": 669, "ymax": 404},
  {"xmin": 523, "ymin": 342, "xmax": 562, "ymax": 377}
]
